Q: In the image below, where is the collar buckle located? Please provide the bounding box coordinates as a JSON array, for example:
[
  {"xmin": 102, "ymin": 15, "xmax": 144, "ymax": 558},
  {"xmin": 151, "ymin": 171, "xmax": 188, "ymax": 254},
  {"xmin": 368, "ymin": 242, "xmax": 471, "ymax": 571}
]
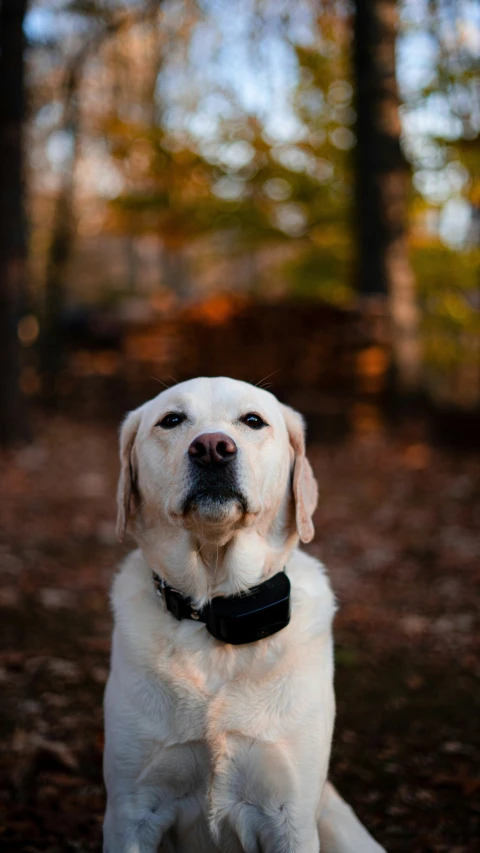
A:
[{"xmin": 152, "ymin": 572, "xmax": 203, "ymax": 622}]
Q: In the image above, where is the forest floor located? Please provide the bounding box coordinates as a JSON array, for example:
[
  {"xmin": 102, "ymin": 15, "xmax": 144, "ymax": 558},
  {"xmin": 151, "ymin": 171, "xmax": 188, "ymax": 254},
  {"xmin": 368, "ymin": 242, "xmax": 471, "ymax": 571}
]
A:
[{"xmin": 0, "ymin": 412, "xmax": 479, "ymax": 852}]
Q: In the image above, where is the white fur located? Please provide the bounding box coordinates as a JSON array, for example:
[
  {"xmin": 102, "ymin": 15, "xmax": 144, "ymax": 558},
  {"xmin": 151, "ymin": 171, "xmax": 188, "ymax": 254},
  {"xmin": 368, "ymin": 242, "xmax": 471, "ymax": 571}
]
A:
[{"xmin": 103, "ymin": 377, "xmax": 386, "ymax": 853}]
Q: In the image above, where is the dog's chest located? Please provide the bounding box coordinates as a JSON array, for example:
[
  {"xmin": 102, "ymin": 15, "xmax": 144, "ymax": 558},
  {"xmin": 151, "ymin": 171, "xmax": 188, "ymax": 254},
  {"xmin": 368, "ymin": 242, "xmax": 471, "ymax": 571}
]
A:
[
  {"xmin": 147, "ymin": 639, "xmax": 289, "ymax": 744},
  {"xmin": 135, "ymin": 620, "xmax": 330, "ymax": 761}
]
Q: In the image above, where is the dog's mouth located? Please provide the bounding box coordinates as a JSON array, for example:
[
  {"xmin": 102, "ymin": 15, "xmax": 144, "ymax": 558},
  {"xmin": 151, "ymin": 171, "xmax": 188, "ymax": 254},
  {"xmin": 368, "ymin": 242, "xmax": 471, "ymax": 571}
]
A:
[
  {"xmin": 180, "ymin": 462, "xmax": 249, "ymax": 523},
  {"xmin": 182, "ymin": 486, "xmax": 248, "ymax": 517}
]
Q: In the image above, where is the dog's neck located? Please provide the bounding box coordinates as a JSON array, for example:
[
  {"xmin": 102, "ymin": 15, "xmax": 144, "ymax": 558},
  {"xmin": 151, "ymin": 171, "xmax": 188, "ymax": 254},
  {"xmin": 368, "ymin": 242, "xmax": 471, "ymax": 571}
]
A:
[{"xmin": 136, "ymin": 518, "xmax": 298, "ymax": 608}]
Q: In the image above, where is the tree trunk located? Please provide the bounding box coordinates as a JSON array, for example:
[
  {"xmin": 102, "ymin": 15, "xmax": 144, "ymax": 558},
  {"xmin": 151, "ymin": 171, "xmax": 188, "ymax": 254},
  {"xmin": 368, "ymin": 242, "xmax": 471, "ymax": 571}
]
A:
[
  {"xmin": 0, "ymin": 0, "xmax": 29, "ymax": 444},
  {"xmin": 353, "ymin": 0, "xmax": 422, "ymax": 394},
  {"xmin": 39, "ymin": 68, "xmax": 80, "ymax": 396}
]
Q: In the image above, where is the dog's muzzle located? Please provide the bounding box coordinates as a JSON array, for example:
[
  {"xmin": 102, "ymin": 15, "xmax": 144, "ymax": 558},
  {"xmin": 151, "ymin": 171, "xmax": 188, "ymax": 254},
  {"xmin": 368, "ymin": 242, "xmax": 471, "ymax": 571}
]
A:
[{"xmin": 183, "ymin": 431, "xmax": 247, "ymax": 515}]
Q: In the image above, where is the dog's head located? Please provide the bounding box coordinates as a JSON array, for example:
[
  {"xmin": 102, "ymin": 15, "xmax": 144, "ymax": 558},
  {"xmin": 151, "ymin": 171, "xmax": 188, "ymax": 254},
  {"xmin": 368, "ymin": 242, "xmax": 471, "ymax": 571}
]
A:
[{"xmin": 116, "ymin": 378, "xmax": 317, "ymax": 593}]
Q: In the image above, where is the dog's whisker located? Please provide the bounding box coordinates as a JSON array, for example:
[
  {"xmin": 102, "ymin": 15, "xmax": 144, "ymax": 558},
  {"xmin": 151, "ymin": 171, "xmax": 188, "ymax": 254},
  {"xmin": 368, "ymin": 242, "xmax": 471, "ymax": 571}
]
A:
[
  {"xmin": 150, "ymin": 375, "xmax": 171, "ymax": 390},
  {"xmin": 192, "ymin": 517, "xmax": 209, "ymax": 568},
  {"xmin": 212, "ymin": 544, "xmax": 220, "ymax": 587},
  {"xmin": 255, "ymin": 369, "xmax": 280, "ymax": 388}
]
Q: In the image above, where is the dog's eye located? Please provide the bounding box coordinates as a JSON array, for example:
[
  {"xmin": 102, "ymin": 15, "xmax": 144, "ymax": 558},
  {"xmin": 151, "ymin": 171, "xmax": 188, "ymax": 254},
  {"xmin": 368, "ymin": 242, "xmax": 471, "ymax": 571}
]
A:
[
  {"xmin": 241, "ymin": 413, "xmax": 268, "ymax": 430},
  {"xmin": 157, "ymin": 412, "xmax": 186, "ymax": 429}
]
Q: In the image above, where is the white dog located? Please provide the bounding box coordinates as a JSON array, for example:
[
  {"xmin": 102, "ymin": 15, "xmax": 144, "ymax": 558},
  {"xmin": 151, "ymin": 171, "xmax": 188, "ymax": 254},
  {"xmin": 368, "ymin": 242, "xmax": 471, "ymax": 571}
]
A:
[{"xmin": 103, "ymin": 376, "xmax": 386, "ymax": 853}]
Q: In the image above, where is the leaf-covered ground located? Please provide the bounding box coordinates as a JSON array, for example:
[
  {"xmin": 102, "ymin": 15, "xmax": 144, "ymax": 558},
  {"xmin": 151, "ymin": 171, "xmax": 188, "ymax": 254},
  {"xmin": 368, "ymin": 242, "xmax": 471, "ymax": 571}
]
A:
[{"xmin": 1, "ymin": 415, "xmax": 479, "ymax": 852}]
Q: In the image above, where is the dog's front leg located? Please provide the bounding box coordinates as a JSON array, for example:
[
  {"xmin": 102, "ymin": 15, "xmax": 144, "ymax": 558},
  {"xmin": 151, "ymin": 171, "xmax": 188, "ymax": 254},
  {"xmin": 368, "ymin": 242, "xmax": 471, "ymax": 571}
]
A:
[
  {"xmin": 103, "ymin": 791, "xmax": 177, "ymax": 853},
  {"xmin": 103, "ymin": 696, "xmax": 175, "ymax": 851},
  {"xmin": 209, "ymin": 736, "xmax": 321, "ymax": 853}
]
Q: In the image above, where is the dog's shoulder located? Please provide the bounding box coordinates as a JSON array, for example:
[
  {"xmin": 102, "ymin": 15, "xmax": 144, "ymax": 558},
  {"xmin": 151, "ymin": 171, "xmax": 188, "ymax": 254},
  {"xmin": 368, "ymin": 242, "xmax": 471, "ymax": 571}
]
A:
[
  {"xmin": 111, "ymin": 548, "xmax": 152, "ymax": 612},
  {"xmin": 286, "ymin": 548, "xmax": 336, "ymax": 638},
  {"xmin": 109, "ymin": 549, "xmax": 172, "ymax": 667},
  {"xmin": 110, "ymin": 549, "xmax": 212, "ymax": 669}
]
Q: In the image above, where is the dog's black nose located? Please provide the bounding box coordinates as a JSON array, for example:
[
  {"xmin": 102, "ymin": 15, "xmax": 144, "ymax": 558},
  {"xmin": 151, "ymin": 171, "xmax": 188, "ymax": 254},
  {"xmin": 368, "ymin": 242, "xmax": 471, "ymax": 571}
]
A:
[{"xmin": 188, "ymin": 432, "xmax": 237, "ymax": 467}]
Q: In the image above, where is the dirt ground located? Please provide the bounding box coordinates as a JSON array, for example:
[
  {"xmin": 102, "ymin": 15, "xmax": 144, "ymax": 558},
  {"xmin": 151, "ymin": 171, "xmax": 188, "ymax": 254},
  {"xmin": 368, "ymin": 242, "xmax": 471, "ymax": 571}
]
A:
[{"xmin": 0, "ymin": 413, "xmax": 479, "ymax": 852}]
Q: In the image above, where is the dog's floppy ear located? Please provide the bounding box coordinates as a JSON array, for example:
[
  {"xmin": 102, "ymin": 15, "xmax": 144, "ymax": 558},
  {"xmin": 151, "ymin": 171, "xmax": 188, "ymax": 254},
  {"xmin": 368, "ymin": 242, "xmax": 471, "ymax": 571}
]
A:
[
  {"xmin": 116, "ymin": 409, "xmax": 141, "ymax": 542},
  {"xmin": 281, "ymin": 404, "xmax": 318, "ymax": 544}
]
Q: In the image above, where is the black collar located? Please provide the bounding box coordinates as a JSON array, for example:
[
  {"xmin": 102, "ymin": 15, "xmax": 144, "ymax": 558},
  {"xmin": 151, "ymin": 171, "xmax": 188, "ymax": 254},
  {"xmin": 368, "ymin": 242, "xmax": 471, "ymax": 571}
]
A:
[{"xmin": 152, "ymin": 570, "xmax": 291, "ymax": 646}]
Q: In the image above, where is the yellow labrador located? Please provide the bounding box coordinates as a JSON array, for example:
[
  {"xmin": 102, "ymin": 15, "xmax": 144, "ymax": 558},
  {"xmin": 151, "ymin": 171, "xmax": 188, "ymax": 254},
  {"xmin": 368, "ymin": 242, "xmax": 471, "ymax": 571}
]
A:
[{"xmin": 103, "ymin": 377, "xmax": 386, "ymax": 853}]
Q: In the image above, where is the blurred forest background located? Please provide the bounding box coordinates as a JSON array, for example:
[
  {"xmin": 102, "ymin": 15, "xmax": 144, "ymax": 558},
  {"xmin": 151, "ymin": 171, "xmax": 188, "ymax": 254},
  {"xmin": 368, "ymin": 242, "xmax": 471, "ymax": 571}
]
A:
[
  {"xmin": 1, "ymin": 0, "xmax": 480, "ymax": 436},
  {"xmin": 1, "ymin": 2, "xmax": 480, "ymax": 852}
]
